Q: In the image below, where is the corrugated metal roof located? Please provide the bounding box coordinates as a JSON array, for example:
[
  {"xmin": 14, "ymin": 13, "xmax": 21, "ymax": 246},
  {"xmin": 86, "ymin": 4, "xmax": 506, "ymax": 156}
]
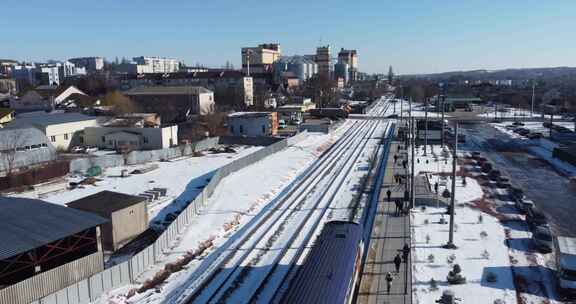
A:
[
  {"xmin": 0, "ymin": 197, "xmax": 108, "ymax": 260},
  {"xmin": 66, "ymin": 190, "xmax": 146, "ymax": 214},
  {"xmin": 8, "ymin": 112, "xmax": 96, "ymax": 128},
  {"xmin": 282, "ymin": 221, "xmax": 362, "ymax": 304}
]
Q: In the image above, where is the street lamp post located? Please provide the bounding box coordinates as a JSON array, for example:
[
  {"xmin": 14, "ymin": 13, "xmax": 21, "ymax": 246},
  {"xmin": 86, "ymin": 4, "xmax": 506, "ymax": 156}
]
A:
[{"xmin": 444, "ymin": 123, "xmax": 458, "ymax": 249}]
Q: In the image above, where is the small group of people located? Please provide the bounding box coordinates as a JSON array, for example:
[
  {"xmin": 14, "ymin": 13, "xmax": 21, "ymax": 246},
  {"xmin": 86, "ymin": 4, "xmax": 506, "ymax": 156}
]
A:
[{"xmin": 386, "ymin": 243, "xmax": 411, "ymax": 294}]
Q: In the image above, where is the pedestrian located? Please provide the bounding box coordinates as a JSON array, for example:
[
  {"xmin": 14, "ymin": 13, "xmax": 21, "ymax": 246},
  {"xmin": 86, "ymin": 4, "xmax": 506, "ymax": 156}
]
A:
[
  {"xmin": 386, "ymin": 189, "xmax": 392, "ymax": 202},
  {"xmin": 385, "ymin": 272, "xmax": 393, "ymax": 294},
  {"xmin": 393, "ymin": 253, "xmax": 402, "ymax": 273},
  {"xmin": 402, "ymin": 160, "xmax": 407, "ymax": 169},
  {"xmin": 434, "ymin": 182, "xmax": 439, "ymax": 194},
  {"xmin": 393, "ymin": 154, "xmax": 398, "ymax": 164},
  {"xmin": 402, "ymin": 243, "xmax": 411, "ymax": 263},
  {"xmin": 394, "ymin": 200, "xmax": 401, "ymax": 216},
  {"xmin": 399, "ymin": 199, "xmax": 404, "ymax": 215}
]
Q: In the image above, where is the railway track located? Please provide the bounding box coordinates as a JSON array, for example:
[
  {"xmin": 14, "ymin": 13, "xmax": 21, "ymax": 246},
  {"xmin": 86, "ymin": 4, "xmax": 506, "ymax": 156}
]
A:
[{"xmin": 165, "ymin": 98, "xmax": 393, "ymax": 304}]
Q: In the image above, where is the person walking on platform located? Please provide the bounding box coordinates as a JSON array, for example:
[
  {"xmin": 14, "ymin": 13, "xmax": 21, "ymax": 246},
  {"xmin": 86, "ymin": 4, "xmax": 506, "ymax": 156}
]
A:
[
  {"xmin": 386, "ymin": 189, "xmax": 392, "ymax": 202},
  {"xmin": 393, "ymin": 253, "xmax": 402, "ymax": 273},
  {"xmin": 394, "ymin": 154, "xmax": 398, "ymax": 164},
  {"xmin": 394, "ymin": 200, "xmax": 401, "ymax": 216},
  {"xmin": 385, "ymin": 272, "xmax": 393, "ymax": 294},
  {"xmin": 402, "ymin": 243, "xmax": 411, "ymax": 263}
]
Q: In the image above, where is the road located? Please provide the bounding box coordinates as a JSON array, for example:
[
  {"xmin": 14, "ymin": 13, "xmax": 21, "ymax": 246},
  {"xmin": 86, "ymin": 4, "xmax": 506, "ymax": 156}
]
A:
[{"xmin": 460, "ymin": 122, "xmax": 576, "ymax": 236}]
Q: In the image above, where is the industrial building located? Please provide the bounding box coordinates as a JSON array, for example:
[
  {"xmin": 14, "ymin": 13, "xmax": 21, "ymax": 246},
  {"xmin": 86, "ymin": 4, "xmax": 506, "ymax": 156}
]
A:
[
  {"xmin": 337, "ymin": 48, "xmax": 358, "ymax": 82},
  {"xmin": 241, "ymin": 43, "xmax": 281, "ymax": 75},
  {"xmin": 0, "ymin": 197, "xmax": 106, "ymax": 303},
  {"xmin": 0, "ymin": 126, "xmax": 57, "ymax": 174},
  {"xmin": 124, "ymin": 86, "xmax": 215, "ymax": 123},
  {"xmin": 67, "ymin": 191, "xmax": 149, "ymax": 252},
  {"xmin": 273, "ymin": 56, "xmax": 318, "ymax": 83},
  {"xmin": 7, "ymin": 112, "xmax": 98, "ymax": 150},
  {"xmin": 227, "ymin": 112, "xmax": 278, "ymax": 137},
  {"xmin": 315, "ymin": 46, "xmax": 332, "ymax": 79},
  {"xmin": 121, "ymin": 71, "xmax": 254, "ymax": 107}
]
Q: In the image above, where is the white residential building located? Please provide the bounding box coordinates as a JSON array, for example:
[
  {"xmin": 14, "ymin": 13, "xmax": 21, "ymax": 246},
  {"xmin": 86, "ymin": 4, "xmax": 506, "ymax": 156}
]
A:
[
  {"xmin": 68, "ymin": 57, "xmax": 104, "ymax": 72},
  {"xmin": 83, "ymin": 125, "xmax": 178, "ymax": 150}
]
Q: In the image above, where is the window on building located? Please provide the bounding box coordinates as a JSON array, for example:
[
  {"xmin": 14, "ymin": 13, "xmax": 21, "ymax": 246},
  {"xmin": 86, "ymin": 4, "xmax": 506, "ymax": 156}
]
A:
[
  {"xmin": 240, "ymin": 125, "xmax": 244, "ymax": 134},
  {"xmin": 262, "ymin": 125, "xmax": 265, "ymax": 134},
  {"xmin": 79, "ymin": 136, "xmax": 84, "ymax": 144},
  {"xmin": 230, "ymin": 125, "xmax": 234, "ymax": 133},
  {"xmin": 143, "ymin": 137, "xmax": 148, "ymax": 144},
  {"xmin": 50, "ymin": 136, "xmax": 56, "ymax": 142},
  {"xmin": 102, "ymin": 136, "xmax": 105, "ymax": 143},
  {"xmin": 64, "ymin": 133, "xmax": 69, "ymax": 140}
]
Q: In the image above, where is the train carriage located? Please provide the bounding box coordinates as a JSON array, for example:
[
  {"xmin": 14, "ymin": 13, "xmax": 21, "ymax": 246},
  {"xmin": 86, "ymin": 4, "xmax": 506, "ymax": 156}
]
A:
[{"xmin": 281, "ymin": 221, "xmax": 363, "ymax": 304}]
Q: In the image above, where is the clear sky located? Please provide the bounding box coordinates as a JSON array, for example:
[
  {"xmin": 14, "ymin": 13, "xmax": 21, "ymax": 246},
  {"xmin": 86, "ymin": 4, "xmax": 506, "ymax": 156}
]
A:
[{"xmin": 2, "ymin": 0, "xmax": 575, "ymax": 74}]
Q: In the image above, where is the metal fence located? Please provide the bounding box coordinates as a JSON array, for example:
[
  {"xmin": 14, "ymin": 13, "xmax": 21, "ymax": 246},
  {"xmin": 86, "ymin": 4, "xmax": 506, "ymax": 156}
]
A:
[{"xmin": 5, "ymin": 132, "xmax": 309, "ymax": 304}]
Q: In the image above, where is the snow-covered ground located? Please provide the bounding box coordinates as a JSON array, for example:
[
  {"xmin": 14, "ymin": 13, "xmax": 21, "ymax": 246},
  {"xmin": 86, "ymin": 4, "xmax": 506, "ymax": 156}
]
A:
[
  {"xmin": 96, "ymin": 123, "xmax": 356, "ymax": 304},
  {"xmin": 411, "ymin": 144, "xmax": 561, "ymax": 303},
  {"xmin": 9, "ymin": 146, "xmax": 262, "ymax": 226}
]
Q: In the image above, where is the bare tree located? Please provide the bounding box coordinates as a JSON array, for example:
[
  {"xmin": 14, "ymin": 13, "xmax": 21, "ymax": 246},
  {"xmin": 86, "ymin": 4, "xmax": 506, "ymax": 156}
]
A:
[
  {"xmin": 102, "ymin": 91, "xmax": 140, "ymax": 115},
  {"xmin": 0, "ymin": 129, "xmax": 26, "ymax": 176}
]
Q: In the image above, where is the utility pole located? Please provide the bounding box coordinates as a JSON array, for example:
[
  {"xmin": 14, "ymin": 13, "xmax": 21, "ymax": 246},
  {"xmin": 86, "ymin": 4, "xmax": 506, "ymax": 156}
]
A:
[
  {"xmin": 410, "ymin": 117, "xmax": 416, "ymax": 209},
  {"xmin": 424, "ymin": 97, "xmax": 428, "ymax": 156},
  {"xmin": 531, "ymin": 81, "xmax": 536, "ymax": 117},
  {"xmin": 444, "ymin": 123, "xmax": 458, "ymax": 249},
  {"xmin": 441, "ymin": 94, "xmax": 446, "ymax": 148}
]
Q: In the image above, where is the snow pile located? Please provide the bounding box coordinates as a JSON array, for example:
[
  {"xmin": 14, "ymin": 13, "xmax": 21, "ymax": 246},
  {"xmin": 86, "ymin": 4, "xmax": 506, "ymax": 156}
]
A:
[{"xmin": 412, "ymin": 205, "xmax": 516, "ymax": 304}]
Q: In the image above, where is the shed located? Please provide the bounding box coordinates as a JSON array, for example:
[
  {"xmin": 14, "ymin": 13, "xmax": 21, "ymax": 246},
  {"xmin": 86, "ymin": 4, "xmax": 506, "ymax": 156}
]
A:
[
  {"xmin": 67, "ymin": 191, "xmax": 148, "ymax": 251},
  {"xmin": 0, "ymin": 197, "xmax": 106, "ymax": 287}
]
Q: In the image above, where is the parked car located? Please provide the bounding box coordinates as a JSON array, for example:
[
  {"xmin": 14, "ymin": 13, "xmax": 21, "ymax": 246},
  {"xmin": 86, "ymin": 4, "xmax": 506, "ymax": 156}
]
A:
[
  {"xmin": 85, "ymin": 146, "xmax": 98, "ymax": 153},
  {"xmin": 509, "ymin": 186, "xmax": 525, "ymax": 202},
  {"xmin": 543, "ymin": 122, "xmax": 553, "ymax": 128},
  {"xmin": 481, "ymin": 162, "xmax": 493, "ymax": 173},
  {"xmin": 488, "ymin": 169, "xmax": 501, "ymax": 181},
  {"xmin": 532, "ymin": 226, "xmax": 553, "ymax": 253},
  {"xmin": 517, "ymin": 128, "xmax": 530, "ymax": 136},
  {"xmin": 527, "ymin": 133, "xmax": 543, "ymax": 139},
  {"xmin": 278, "ymin": 120, "xmax": 287, "ymax": 129},
  {"xmin": 512, "ymin": 121, "xmax": 525, "ymax": 126},
  {"xmin": 70, "ymin": 146, "xmax": 86, "ymax": 153},
  {"xmin": 526, "ymin": 207, "xmax": 549, "ymax": 229},
  {"xmin": 387, "ymin": 114, "xmax": 399, "ymax": 119},
  {"xmin": 515, "ymin": 198, "xmax": 535, "ymax": 214}
]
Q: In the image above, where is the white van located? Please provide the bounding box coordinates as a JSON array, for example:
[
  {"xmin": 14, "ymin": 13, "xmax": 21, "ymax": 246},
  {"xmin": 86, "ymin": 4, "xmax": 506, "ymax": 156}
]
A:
[{"xmin": 555, "ymin": 236, "xmax": 576, "ymax": 296}]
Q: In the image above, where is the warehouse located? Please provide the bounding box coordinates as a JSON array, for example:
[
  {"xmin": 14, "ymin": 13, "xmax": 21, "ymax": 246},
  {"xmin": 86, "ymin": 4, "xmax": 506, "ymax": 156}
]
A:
[
  {"xmin": 0, "ymin": 197, "xmax": 106, "ymax": 303},
  {"xmin": 67, "ymin": 191, "xmax": 149, "ymax": 252}
]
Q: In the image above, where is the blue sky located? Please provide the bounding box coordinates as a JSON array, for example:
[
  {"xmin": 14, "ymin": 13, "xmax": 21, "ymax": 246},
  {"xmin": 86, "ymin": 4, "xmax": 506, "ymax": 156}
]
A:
[{"xmin": 2, "ymin": 0, "xmax": 575, "ymax": 74}]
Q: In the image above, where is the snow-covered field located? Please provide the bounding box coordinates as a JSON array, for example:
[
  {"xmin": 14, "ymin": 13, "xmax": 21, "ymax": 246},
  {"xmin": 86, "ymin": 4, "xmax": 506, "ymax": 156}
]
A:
[
  {"xmin": 411, "ymin": 144, "xmax": 561, "ymax": 303},
  {"xmin": 9, "ymin": 146, "xmax": 262, "ymax": 226}
]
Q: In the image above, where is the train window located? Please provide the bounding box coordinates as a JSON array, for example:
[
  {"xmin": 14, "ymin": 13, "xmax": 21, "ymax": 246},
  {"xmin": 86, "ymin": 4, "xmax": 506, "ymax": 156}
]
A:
[{"xmin": 335, "ymin": 233, "xmax": 346, "ymax": 239}]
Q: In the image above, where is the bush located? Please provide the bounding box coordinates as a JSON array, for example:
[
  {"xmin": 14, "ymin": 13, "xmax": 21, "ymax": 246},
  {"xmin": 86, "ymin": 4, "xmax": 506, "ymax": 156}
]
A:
[
  {"xmin": 447, "ymin": 264, "xmax": 466, "ymax": 285},
  {"xmin": 480, "ymin": 231, "xmax": 488, "ymax": 239},
  {"xmin": 482, "ymin": 250, "xmax": 490, "ymax": 260},
  {"xmin": 478, "ymin": 214, "xmax": 483, "ymax": 224},
  {"xmin": 424, "ymin": 219, "xmax": 430, "ymax": 225},
  {"xmin": 428, "ymin": 254, "xmax": 435, "ymax": 263},
  {"xmin": 486, "ymin": 271, "xmax": 498, "ymax": 283},
  {"xmin": 426, "ymin": 234, "xmax": 431, "ymax": 244},
  {"xmin": 447, "ymin": 254, "xmax": 456, "ymax": 264}
]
